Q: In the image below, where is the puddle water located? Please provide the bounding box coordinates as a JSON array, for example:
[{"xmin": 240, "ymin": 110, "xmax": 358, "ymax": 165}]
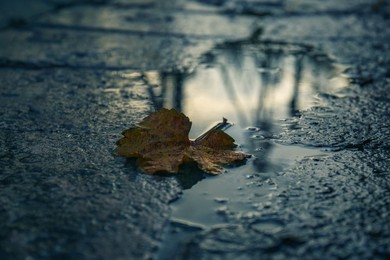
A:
[
  {"xmin": 146, "ymin": 41, "xmax": 347, "ymax": 138},
  {"xmin": 134, "ymin": 41, "xmax": 348, "ymax": 258}
]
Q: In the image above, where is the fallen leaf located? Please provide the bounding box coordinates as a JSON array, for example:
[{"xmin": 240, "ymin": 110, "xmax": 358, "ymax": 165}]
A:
[{"xmin": 116, "ymin": 108, "xmax": 248, "ymax": 175}]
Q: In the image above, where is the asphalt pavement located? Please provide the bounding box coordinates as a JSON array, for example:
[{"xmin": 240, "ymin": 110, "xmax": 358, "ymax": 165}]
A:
[{"xmin": 0, "ymin": 0, "xmax": 389, "ymax": 259}]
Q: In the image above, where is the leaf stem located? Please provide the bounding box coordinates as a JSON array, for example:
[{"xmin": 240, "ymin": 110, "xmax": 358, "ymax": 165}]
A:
[{"xmin": 194, "ymin": 118, "xmax": 232, "ymax": 143}]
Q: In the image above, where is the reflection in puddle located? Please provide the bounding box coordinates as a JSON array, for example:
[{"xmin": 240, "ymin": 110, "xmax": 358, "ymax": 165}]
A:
[
  {"xmin": 145, "ymin": 41, "xmax": 347, "ymax": 135},
  {"xmin": 141, "ymin": 41, "xmax": 348, "ymax": 259},
  {"xmin": 144, "ymin": 41, "xmax": 347, "ymax": 182}
]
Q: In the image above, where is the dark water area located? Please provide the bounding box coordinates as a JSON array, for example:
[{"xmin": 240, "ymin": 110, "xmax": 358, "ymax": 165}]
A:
[{"xmin": 151, "ymin": 40, "xmax": 349, "ymax": 259}]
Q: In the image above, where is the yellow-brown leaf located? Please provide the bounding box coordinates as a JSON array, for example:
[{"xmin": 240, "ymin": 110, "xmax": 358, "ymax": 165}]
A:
[{"xmin": 116, "ymin": 108, "xmax": 247, "ymax": 175}]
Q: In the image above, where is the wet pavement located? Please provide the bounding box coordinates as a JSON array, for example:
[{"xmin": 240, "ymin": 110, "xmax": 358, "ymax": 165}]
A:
[{"xmin": 0, "ymin": 0, "xmax": 389, "ymax": 259}]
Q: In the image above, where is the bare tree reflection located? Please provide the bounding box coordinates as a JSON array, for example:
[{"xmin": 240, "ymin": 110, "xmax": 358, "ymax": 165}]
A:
[
  {"xmin": 143, "ymin": 41, "xmax": 347, "ymax": 182},
  {"xmin": 290, "ymin": 54, "xmax": 303, "ymax": 116},
  {"xmin": 147, "ymin": 71, "xmax": 185, "ymax": 110}
]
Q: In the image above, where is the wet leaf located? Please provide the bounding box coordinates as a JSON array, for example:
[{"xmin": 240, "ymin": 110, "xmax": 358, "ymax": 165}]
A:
[{"xmin": 116, "ymin": 108, "xmax": 248, "ymax": 175}]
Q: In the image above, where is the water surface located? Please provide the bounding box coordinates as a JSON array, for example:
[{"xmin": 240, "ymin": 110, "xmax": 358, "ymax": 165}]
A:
[{"xmin": 143, "ymin": 41, "xmax": 349, "ymax": 258}]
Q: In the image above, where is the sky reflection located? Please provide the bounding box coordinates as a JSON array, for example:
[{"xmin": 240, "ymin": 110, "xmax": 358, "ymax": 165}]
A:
[{"xmin": 147, "ymin": 41, "xmax": 348, "ymax": 139}]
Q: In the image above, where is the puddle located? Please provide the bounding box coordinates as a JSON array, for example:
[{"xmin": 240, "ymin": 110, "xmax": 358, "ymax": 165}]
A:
[
  {"xmin": 146, "ymin": 41, "xmax": 347, "ymax": 138},
  {"xmin": 135, "ymin": 40, "xmax": 348, "ymax": 258}
]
